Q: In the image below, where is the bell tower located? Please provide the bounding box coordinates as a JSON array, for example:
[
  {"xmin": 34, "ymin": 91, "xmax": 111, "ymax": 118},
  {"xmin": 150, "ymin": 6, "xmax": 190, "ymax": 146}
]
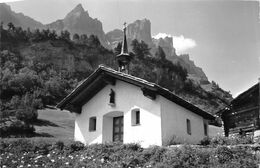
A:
[{"xmin": 116, "ymin": 22, "xmax": 132, "ymax": 74}]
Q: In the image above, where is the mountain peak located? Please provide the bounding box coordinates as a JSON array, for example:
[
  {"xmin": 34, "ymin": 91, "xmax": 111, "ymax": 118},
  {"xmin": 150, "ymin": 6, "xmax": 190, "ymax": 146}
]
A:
[
  {"xmin": 65, "ymin": 3, "xmax": 88, "ymax": 19},
  {"xmin": 71, "ymin": 4, "xmax": 85, "ymax": 13}
]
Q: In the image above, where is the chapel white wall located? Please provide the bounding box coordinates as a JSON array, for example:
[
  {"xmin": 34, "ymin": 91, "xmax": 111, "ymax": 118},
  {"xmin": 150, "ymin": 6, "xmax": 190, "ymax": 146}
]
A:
[
  {"xmin": 74, "ymin": 80, "xmax": 162, "ymax": 147},
  {"xmin": 160, "ymin": 96, "xmax": 208, "ymax": 145}
]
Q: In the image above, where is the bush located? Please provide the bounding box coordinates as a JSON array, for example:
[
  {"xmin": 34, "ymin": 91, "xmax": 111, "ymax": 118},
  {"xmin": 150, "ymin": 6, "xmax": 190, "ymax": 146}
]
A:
[
  {"xmin": 215, "ymin": 146, "xmax": 233, "ymax": 164},
  {"xmin": 53, "ymin": 140, "xmax": 64, "ymax": 150},
  {"xmin": 15, "ymin": 106, "xmax": 38, "ymax": 122},
  {"xmin": 165, "ymin": 135, "xmax": 182, "ymax": 146},
  {"xmin": 121, "ymin": 143, "xmax": 142, "ymax": 151},
  {"xmin": 209, "ymin": 135, "xmax": 254, "ymax": 146},
  {"xmin": 9, "ymin": 138, "xmax": 35, "ymax": 153},
  {"xmin": 0, "ymin": 117, "xmax": 35, "ymax": 137},
  {"xmin": 68, "ymin": 141, "xmax": 85, "ymax": 152},
  {"xmin": 0, "ymin": 139, "xmax": 259, "ymax": 168},
  {"xmin": 200, "ymin": 136, "xmax": 211, "ymax": 146},
  {"xmin": 161, "ymin": 145, "xmax": 202, "ymax": 167},
  {"xmin": 142, "ymin": 146, "xmax": 167, "ymax": 166},
  {"xmin": 33, "ymin": 140, "xmax": 53, "ymax": 155}
]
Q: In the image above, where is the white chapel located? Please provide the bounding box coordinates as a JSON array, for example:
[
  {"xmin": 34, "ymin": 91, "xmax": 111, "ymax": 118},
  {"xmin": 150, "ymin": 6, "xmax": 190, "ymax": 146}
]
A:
[{"xmin": 57, "ymin": 25, "xmax": 215, "ymax": 147}]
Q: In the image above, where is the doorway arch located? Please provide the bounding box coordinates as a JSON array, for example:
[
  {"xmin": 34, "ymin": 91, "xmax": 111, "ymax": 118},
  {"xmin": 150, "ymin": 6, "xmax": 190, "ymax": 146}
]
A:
[{"xmin": 102, "ymin": 111, "xmax": 124, "ymax": 143}]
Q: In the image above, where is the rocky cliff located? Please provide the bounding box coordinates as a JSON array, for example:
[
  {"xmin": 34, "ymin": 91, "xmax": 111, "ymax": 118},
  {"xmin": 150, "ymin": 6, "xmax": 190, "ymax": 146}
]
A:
[
  {"xmin": 106, "ymin": 19, "xmax": 153, "ymax": 50},
  {"xmin": 175, "ymin": 54, "xmax": 208, "ymax": 82},
  {"xmin": 106, "ymin": 29, "xmax": 123, "ymax": 49},
  {"xmin": 152, "ymin": 36, "xmax": 176, "ymax": 60},
  {"xmin": 126, "ymin": 19, "xmax": 153, "ymax": 46},
  {"xmin": 46, "ymin": 4, "xmax": 109, "ymax": 48}
]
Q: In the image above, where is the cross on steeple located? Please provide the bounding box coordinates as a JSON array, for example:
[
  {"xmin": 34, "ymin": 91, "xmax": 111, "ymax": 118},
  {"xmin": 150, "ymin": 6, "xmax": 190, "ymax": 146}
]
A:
[{"xmin": 116, "ymin": 22, "xmax": 132, "ymax": 74}]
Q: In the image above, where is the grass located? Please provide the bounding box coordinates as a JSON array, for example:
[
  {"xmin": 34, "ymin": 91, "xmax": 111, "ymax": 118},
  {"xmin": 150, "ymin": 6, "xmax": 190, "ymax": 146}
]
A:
[
  {"xmin": 33, "ymin": 109, "xmax": 75, "ymax": 140},
  {"xmin": 1, "ymin": 110, "xmax": 259, "ymax": 167},
  {"xmin": 1, "ymin": 140, "xmax": 259, "ymax": 168}
]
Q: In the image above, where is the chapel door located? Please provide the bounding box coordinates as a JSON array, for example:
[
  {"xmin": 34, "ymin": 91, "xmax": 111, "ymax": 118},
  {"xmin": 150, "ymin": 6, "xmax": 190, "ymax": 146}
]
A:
[{"xmin": 113, "ymin": 116, "xmax": 124, "ymax": 142}]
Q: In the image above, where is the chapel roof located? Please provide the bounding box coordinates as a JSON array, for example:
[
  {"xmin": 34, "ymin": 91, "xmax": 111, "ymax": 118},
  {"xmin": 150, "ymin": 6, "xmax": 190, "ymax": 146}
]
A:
[{"xmin": 57, "ymin": 65, "xmax": 215, "ymax": 120}]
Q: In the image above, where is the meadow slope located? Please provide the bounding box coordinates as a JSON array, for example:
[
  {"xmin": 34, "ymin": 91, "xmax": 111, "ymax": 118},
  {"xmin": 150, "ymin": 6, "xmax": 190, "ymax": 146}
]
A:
[{"xmin": 34, "ymin": 109, "xmax": 75, "ymax": 140}]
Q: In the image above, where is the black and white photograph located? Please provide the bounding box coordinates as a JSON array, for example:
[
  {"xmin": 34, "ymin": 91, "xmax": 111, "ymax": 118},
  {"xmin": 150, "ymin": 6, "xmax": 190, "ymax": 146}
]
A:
[{"xmin": 0, "ymin": 0, "xmax": 260, "ymax": 167}]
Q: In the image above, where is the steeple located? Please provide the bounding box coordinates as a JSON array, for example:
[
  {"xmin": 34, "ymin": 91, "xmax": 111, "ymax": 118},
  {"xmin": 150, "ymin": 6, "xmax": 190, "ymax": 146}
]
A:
[
  {"xmin": 121, "ymin": 22, "xmax": 128, "ymax": 55},
  {"xmin": 116, "ymin": 22, "xmax": 132, "ymax": 74}
]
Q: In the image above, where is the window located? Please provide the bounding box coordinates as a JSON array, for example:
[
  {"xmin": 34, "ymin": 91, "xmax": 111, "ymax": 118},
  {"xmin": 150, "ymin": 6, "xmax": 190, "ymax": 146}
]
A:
[
  {"xmin": 131, "ymin": 109, "xmax": 140, "ymax": 125},
  {"xmin": 89, "ymin": 117, "xmax": 96, "ymax": 131},
  {"xmin": 136, "ymin": 111, "xmax": 140, "ymax": 125},
  {"xmin": 204, "ymin": 123, "xmax": 208, "ymax": 136},
  {"xmin": 186, "ymin": 119, "xmax": 191, "ymax": 135}
]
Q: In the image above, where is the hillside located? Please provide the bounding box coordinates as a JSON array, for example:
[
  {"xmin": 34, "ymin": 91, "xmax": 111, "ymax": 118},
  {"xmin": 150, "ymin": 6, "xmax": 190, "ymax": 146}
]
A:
[{"xmin": 34, "ymin": 109, "xmax": 75, "ymax": 139}]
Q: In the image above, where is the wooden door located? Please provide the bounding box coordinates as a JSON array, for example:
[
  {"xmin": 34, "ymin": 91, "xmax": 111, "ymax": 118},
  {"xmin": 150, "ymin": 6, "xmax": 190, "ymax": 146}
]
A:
[{"xmin": 113, "ymin": 116, "xmax": 123, "ymax": 142}]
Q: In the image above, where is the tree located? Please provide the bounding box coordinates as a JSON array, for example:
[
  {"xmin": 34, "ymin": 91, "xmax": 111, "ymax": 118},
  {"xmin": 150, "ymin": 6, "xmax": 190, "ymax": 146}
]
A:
[
  {"xmin": 26, "ymin": 28, "xmax": 32, "ymax": 39},
  {"xmin": 14, "ymin": 26, "xmax": 27, "ymax": 41},
  {"xmin": 155, "ymin": 46, "xmax": 166, "ymax": 60},
  {"xmin": 7, "ymin": 22, "xmax": 15, "ymax": 31},
  {"xmin": 175, "ymin": 62, "xmax": 187, "ymax": 81},
  {"xmin": 131, "ymin": 39, "xmax": 150, "ymax": 59},
  {"xmin": 42, "ymin": 29, "xmax": 51, "ymax": 40},
  {"xmin": 14, "ymin": 93, "xmax": 39, "ymax": 122},
  {"xmin": 0, "ymin": 21, "xmax": 3, "ymax": 30},
  {"xmin": 43, "ymin": 76, "xmax": 68, "ymax": 105},
  {"xmin": 0, "ymin": 50, "xmax": 22, "ymax": 70},
  {"xmin": 80, "ymin": 34, "xmax": 88, "ymax": 44},
  {"xmin": 73, "ymin": 33, "xmax": 80, "ymax": 41},
  {"xmin": 49, "ymin": 30, "xmax": 57, "ymax": 40},
  {"xmin": 88, "ymin": 35, "xmax": 100, "ymax": 47},
  {"xmin": 32, "ymin": 29, "xmax": 42, "ymax": 42},
  {"xmin": 60, "ymin": 30, "xmax": 70, "ymax": 41}
]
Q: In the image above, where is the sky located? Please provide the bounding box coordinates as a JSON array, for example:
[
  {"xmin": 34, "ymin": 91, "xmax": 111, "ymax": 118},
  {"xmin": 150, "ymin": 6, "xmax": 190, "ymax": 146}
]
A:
[{"xmin": 2, "ymin": 0, "xmax": 260, "ymax": 97}]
